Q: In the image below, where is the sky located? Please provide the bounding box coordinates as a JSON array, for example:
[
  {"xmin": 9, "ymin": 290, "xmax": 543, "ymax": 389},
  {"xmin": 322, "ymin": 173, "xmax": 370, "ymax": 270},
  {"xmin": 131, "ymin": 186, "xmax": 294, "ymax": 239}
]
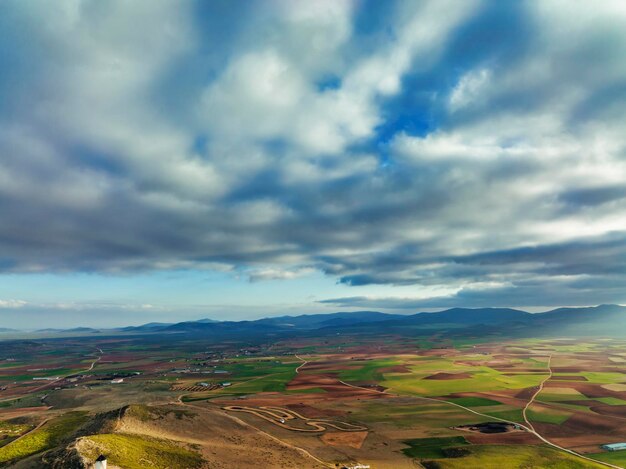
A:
[{"xmin": 1, "ymin": 0, "xmax": 626, "ymax": 328}]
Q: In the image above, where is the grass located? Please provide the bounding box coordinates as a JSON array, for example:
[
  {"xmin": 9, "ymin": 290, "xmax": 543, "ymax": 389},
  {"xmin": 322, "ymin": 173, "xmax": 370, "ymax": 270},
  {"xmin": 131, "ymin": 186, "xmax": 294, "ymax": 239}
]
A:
[
  {"xmin": 445, "ymin": 397, "xmax": 502, "ymax": 407},
  {"xmin": 484, "ymin": 408, "xmax": 524, "ymax": 423},
  {"xmin": 80, "ymin": 433, "xmax": 204, "ymax": 469},
  {"xmin": 578, "ymin": 372, "xmax": 626, "ymax": 384},
  {"xmin": 126, "ymin": 405, "xmax": 195, "ymax": 422},
  {"xmin": 352, "ymin": 400, "xmax": 487, "ymax": 429},
  {"xmin": 537, "ymin": 388, "xmax": 588, "ymax": 402},
  {"xmin": 0, "ymin": 419, "xmax": 34, "ymax": 450},
  {"xmin": 595, "ymin": 397, "xmax": 626, "ymax": 406},
  {"xmin": 526, "ymin": 407, "xmax": 572, "ymax": 425},
  {"xmin": 0, "ymin": 411, "xmax": 89, "ymax": 464},
  {"xmin": 208, "ymin": 360, "xmax": 299, "ymax": 393},
  {"xmin": 0, "ymin": 420, "xmax": 33, "ymax": 437},
  {"xmin": 586, "ymin": 450, "xmax": 626, "ymax": 467},
  {"xmin": 402, "ymin": 436, "xmax": 469, "ymax": 459},
  {"xmin": 426, "ymin": 444, "xmax": 607, "ymax": 468},
  {"xmin": 381, "ymin": 357, "xmax": 545, "ymax": 397},
  {"xmin": 337, "ymin": 358, "xmax": 400, "ymax": 382}
]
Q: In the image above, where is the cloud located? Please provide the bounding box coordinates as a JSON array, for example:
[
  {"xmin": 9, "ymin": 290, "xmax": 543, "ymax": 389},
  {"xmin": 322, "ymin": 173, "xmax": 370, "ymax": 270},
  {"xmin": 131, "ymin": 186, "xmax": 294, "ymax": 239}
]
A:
[
  {"xmin": 0, "ymin": 299, "xmax": 27, "ymax": 309},
  {"xmin": 0, "ymin": 0, "xmax": 625, "ymax": 309},
  {"xmin": 247, "ymin": 267, "xmax": 315, "ymax": 283},
  {"xmin": 449, "ymin": 68, "xmax": 491, "ymax": 111}
]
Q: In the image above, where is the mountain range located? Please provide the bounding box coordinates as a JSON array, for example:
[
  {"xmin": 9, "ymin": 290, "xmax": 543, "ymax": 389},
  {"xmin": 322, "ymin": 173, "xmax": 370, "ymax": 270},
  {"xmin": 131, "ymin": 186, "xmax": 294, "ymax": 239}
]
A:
[{"xmin": 7, "ymin": 304, "xmax": 624, "ymax": 340}]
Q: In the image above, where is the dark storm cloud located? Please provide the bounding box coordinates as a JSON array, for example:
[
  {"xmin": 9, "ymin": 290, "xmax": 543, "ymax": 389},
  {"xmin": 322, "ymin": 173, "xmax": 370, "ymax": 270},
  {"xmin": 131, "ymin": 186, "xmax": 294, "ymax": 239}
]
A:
[
  {"xmin": 321, "ymin": 276, "xmax": 626, "ymax": 309},
  {"xmin": 558, "ymin": 186, "xmax": 626, "ymax": 208},
  {"xmin": 0, "ymin": 0, "xmax": 625, "ymax": 308}
]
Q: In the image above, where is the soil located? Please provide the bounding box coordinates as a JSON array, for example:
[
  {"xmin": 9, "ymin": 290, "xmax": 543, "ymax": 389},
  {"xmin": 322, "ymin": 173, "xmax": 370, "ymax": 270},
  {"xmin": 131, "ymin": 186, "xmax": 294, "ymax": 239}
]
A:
[
  {"xmin": 320, "ymin": 431, "xmax": 368, "ymax": 449},
  {"xmin": 423, "ymin": 372, "xmax": 472, "ymax": 380}
]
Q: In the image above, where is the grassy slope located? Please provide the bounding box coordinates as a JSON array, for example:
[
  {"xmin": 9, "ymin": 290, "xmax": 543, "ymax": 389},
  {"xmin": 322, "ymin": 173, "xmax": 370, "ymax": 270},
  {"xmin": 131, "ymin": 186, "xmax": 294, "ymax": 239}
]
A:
[
  {"xmin": 587, "ymin": 450, "xmax": 626, "ymax": 467},
  {"xmin": 80, "ymin": 433, "xmax": 203, "ymax": 469},
  {"xmin": 0, "ymin": 412, "xmax": 88, "ymax": 464}
]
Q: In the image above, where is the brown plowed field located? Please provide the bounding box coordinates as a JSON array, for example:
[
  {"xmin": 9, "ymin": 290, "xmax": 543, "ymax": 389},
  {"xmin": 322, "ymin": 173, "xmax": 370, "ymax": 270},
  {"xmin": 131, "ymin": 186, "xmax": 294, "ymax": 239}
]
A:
[
  {"xmin": 424, "ymin": 372, "xmax": 472, "ymax": 380},
  {"xmin": 321, "ymin": 431, "xmax": 369, "ymax": 448}
]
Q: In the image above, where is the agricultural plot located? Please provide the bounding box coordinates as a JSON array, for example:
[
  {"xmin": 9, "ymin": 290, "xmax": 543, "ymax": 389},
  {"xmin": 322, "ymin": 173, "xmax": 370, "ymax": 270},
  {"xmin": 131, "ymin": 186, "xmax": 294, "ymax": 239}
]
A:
[
  {"xmin": 426, "ymin": 444, "xmax": 607, "ymax": 468},
  {"xmin": 1, "ymin": 335, "xmax": 625, "ymax": 468}
]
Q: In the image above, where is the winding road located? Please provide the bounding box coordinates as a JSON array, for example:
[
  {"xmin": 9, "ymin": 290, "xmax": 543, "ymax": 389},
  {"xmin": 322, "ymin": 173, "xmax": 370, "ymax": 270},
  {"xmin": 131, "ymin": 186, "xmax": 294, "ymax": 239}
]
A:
[
  {"xmin": 522, "ymin": 354, "xmax": 553, "ymax": 433},
  {"xmin": 300, "ymin": 353, "xmax": 622, "ymax": 469},
  {"xmin": 176, "ymin": 398, "xmax": 333, "ymax": 468},
  {"xmin": 223, "ymin": 405, "xmax": 368, "ymax": 432},
  {"xmin": 294, "ymin": 354, "xmax": 308, "ymax": 374},
  {"xmin": 0, "ymin": 347, "xmax": 104, "ymax": 404}
]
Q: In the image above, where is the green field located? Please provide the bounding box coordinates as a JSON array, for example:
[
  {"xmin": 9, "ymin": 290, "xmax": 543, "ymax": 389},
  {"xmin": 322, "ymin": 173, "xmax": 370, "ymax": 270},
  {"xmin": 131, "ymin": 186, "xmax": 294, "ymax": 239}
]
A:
[
  {"xmin": 586, "ymin": 450, "xmax": 626, "ymax": 467},
  {"xmin": 2, "ymin": 333, "xmax": 626, "ymax": 468},
  {"xmin": 445, "ymin": 397, "xmax": 502, "ymax": 407},
  {"xmin": 426, "ymin": 444, "xmax": 607, "ymax": 468},
  {"xmin": 337, "ymin": 358, "xmax": 401, "ymax": 382},
  {"xmin": 595, "ymin": 397, "xmax": 626, "ymax": 406},
  {"xmin": 382, "ymin": 358, "xmax": 545, "ymax": 397},
  {"xmin": 402, "ymin": 436, "xmax": 469, "ymax": 458},
  {"xmin": 527, "ymin": 407, "xmax": 572, "ymax": 425}
]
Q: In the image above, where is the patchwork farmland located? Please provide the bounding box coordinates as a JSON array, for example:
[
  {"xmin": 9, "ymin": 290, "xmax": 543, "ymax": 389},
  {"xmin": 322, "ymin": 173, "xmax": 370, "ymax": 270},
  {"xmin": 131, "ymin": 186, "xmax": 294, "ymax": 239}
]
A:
[{"xmin": 1, "ymin": 335, "xmax": 626, "ymax": 467}]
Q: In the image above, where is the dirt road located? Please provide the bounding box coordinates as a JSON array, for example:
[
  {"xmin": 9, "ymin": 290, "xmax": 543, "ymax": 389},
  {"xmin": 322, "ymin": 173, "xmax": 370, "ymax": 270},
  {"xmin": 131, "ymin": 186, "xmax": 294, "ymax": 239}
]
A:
[{"xmin": 319, "ymin": 354, "xmax": 621, "ymax": 469}]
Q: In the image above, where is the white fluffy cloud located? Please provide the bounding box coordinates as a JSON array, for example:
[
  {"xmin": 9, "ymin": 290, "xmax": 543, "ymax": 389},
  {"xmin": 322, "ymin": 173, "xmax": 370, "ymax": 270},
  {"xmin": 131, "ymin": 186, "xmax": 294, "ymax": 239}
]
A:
[{"xmin": 0, "ymin": 0, "xmax": 625, "ymax": 308}]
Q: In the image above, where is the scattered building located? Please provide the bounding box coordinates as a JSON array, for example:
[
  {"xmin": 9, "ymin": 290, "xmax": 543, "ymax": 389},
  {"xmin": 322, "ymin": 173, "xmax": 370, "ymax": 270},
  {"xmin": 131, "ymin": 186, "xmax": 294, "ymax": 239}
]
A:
[{"xmin": 602, "ymin": 443, "xmax": 626, "ymax": 451}]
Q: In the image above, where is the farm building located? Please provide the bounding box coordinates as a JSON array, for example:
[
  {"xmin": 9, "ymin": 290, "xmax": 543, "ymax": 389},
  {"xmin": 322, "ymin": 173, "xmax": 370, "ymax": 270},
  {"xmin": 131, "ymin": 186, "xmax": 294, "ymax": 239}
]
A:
[
  {"xmin": 602, "ymin": 443, "xmax": 626, "ymax": 451},
  {"xmin": 94, "ymin": 454, "xmax": 107, "ymax": 469},
  {"xmin": 110, "ymin": 378, "xmax": 124, "ymax": 384}
]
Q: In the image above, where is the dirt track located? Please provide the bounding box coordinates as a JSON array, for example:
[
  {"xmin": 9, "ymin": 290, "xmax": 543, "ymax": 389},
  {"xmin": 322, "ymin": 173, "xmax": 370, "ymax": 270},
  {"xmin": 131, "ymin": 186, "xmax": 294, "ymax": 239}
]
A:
[
  {"xmin": 223, "ymin": 405, "xmax": 367, "ymax": 433},
  {"xmin": 329, "ymin": 353, "xmax": 623, "ymax": 469}
]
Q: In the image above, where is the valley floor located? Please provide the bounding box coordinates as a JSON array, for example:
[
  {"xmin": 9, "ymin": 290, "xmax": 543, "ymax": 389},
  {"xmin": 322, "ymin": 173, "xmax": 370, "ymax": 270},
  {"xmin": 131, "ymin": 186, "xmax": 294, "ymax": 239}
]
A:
[{"xmin": 1, "ymin": 335, "xmax": 626, "ymax": 468}]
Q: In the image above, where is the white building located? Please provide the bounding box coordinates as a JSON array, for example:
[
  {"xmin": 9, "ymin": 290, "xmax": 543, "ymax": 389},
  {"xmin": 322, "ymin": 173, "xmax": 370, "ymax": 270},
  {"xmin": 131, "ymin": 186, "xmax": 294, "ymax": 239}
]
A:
[
  {"xmin": 602, "ymin": 443, "xmax": 626, "ymax": 451},
  {"xmin": 94, "ymin": 455, "xmax": 107, "ymax": 469}
]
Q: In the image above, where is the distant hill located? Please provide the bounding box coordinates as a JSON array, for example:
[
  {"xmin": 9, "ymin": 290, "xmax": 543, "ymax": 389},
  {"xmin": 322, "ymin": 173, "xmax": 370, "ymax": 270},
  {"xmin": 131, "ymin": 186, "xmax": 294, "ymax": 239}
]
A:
[
  {"xmin": 33, "ymin": 327, "xmax": 101, "ymax": 334},
  {"xmin": 404, "ymin": 307, "xmax": 531, "ymax": 325},
  {"xmin": 141, "ymin": 305, "xmax": 626, "ymax": 339},
  {"xmin": 7, "ymin": 304, "xmax": 626, "ymax": 340},
  {"xmin": 529, "ymin": 304, "xmax": 626, "ymax": 336},
  {"xmin": 119, "ymin": 318, "xmax": 218, "ymax": 333},
  {"xmin": 65, "ymin": 327, "xmax": 100, "ymax": 333},
  {"xmin": 254, "ymin": 311, "xmax": 405, "ymax": 329}
]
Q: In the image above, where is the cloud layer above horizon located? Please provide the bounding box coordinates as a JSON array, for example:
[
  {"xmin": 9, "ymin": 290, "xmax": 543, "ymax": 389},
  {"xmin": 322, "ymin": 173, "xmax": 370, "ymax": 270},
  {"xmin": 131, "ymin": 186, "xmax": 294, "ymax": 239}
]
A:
[{"xmin": 1, "ymin": 0, "xmax": 626, "ymax": 315}]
